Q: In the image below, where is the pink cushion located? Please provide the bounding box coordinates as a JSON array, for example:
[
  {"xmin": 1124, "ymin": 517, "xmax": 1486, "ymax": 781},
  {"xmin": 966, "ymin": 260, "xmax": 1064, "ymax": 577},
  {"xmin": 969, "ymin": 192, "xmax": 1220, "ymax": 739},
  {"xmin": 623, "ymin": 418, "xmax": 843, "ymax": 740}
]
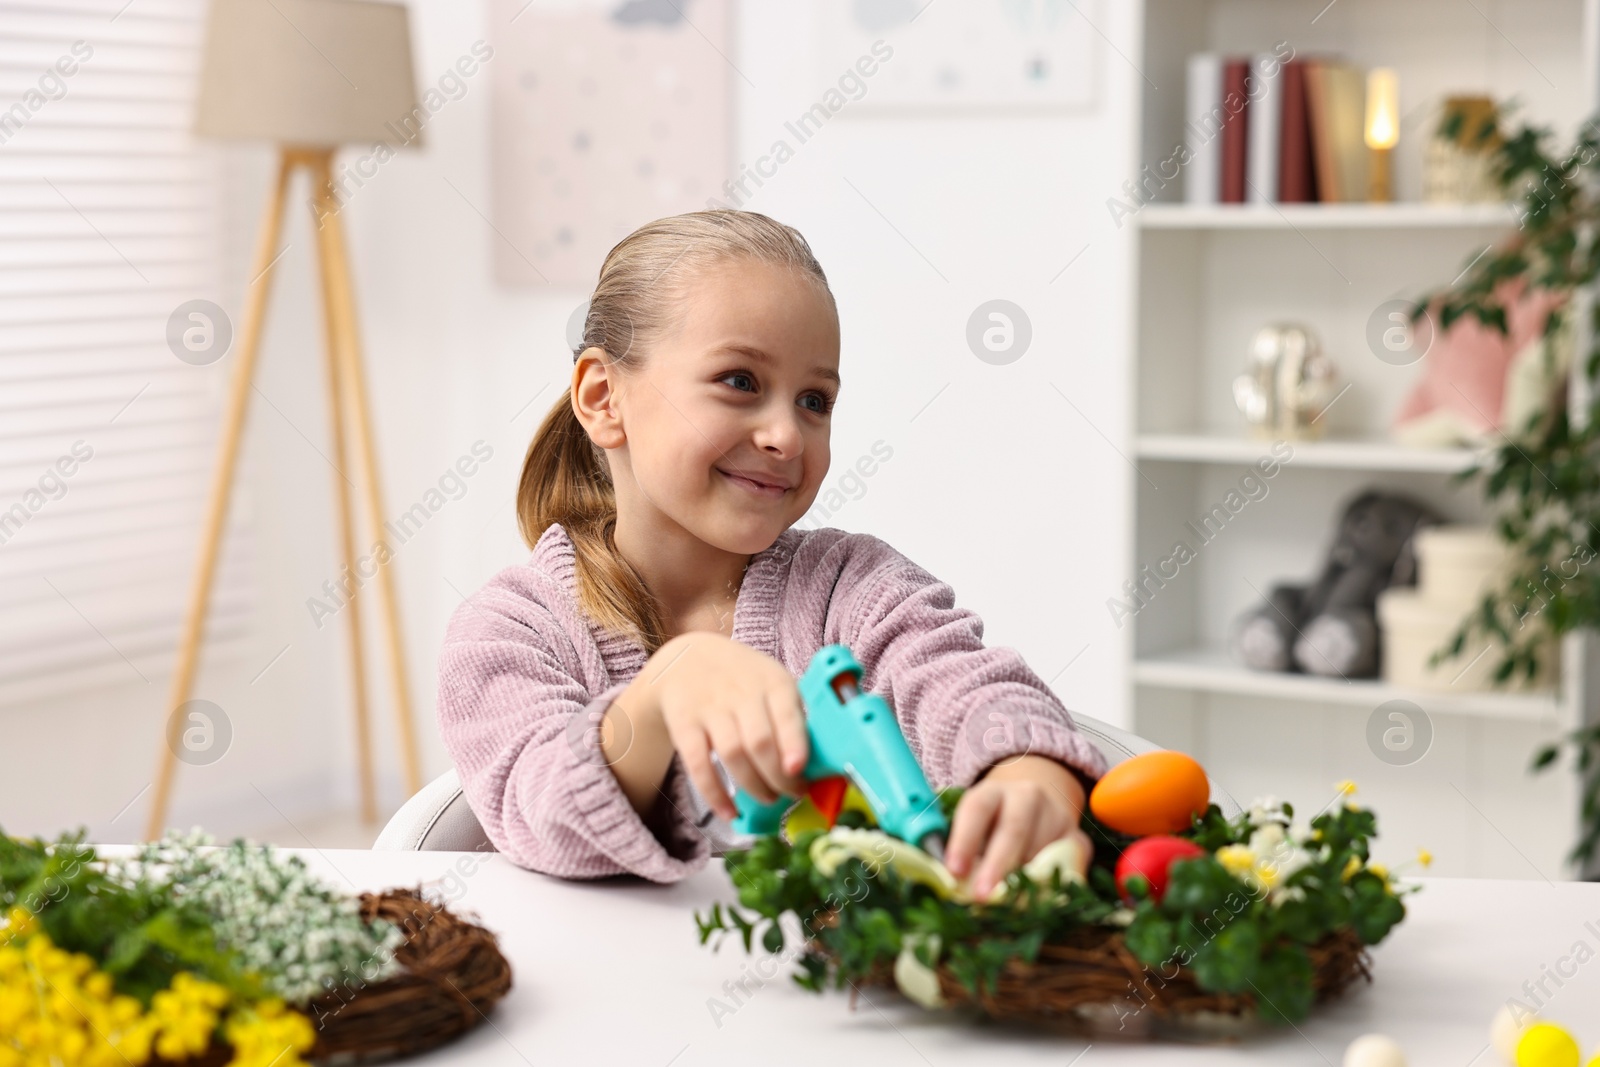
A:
[{"xmin": 1393, "ymin": 278, "xmax": 1566, "ymax": 438}]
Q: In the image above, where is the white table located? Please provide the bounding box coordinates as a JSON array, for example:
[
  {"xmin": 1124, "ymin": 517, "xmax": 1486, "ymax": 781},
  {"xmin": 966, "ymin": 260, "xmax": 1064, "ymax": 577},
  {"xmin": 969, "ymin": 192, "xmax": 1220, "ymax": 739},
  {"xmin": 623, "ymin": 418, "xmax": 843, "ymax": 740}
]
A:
[{"xmin": 281, "ymin": 848, "xmax": 1598, "ymax": 1065}]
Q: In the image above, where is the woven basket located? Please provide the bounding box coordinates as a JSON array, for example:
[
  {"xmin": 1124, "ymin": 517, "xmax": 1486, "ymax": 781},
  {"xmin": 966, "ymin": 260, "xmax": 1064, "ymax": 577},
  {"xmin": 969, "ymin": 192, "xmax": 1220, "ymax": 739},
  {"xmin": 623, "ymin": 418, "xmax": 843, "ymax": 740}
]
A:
[
  {"xmin": 156, "ymin": 888, "xmax": 513, "ymax": 1066},
  {"xmin": 836, "ymin": 922, "xmax": 1370, "ymax": 1040}
]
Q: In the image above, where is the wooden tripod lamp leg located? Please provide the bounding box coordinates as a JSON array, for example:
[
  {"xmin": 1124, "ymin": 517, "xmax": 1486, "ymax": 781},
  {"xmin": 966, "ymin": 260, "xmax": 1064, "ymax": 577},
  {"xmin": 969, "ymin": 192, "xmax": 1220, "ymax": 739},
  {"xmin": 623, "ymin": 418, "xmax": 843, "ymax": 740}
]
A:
[
  {"xmin": 146, "ymin": 151, "xmax": 295, "ymax": 841},
  {"xmin": 307, "ymin": 150, "xmax": 378, "ymax": 824},
  {"xmin": 316, "ymin": 172, "xmax": 424, "ymax": 798}
]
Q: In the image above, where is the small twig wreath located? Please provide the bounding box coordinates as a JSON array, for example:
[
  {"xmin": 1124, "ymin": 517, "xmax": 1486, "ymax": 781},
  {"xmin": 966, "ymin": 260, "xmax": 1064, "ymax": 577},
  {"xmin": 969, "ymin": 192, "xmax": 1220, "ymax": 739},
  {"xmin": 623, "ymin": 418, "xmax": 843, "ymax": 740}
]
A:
[
  {"xmin": 135, "ymin": 889, "xmax": 512, "ymax": 1067},
  {"xmin": 302, "ymin": 888, "xmax": 514, "ymax": 1061}
]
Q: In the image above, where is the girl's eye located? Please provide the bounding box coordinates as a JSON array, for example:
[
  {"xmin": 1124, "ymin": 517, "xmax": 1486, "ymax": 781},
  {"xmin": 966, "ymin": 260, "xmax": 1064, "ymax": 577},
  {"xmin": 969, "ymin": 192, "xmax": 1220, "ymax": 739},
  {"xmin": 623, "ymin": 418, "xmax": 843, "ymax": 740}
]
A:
[
  {"xmin": 718, "ymin": 370, "xmax": 835, "ymax": 414},
  {"xmin": 802, "ymin": 392, "xmax": 837, "ymax": 415}
]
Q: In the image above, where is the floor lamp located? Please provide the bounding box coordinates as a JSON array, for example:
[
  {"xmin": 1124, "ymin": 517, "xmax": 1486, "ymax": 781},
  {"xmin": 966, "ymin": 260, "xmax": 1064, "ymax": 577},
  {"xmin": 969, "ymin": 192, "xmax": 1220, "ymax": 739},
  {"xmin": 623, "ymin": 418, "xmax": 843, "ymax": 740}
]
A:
[{"xmin": 146, "ymin": 0, "xmax": 425, "ymax": 840}]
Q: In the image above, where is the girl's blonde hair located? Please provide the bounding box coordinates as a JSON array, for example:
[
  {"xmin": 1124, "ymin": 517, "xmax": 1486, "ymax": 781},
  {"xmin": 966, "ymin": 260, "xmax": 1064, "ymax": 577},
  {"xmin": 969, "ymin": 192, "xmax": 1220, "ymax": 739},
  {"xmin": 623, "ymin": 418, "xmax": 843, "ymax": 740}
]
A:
[{"xmin": 517, "ymin": 209, "xmax": 834, "ymax": 653}]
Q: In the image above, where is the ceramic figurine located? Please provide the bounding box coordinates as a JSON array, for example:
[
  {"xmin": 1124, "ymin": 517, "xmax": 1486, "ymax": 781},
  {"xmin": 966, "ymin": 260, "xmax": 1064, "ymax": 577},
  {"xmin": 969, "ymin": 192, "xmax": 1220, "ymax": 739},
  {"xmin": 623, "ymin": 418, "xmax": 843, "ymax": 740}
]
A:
[{"xmin": 1232, "ymin": 323, "xmax": 1339, "ymax": 440}]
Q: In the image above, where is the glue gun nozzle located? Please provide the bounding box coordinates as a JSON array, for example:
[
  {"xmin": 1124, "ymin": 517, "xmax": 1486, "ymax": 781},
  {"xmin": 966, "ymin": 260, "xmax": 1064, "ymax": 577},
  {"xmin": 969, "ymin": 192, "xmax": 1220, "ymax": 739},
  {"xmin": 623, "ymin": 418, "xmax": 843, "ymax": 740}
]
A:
[{"xmin": 920, "ymin": 832, "xmax": 947, "ymax": 864}]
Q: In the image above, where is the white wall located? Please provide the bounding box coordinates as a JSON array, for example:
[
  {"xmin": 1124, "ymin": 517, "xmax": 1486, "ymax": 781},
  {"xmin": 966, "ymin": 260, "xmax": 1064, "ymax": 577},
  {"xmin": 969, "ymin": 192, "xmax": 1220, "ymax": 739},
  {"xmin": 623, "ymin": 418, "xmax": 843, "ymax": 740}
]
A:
[{"xmin": 4, "ymin": 0, "xmax": 1140, "ymax": 842}]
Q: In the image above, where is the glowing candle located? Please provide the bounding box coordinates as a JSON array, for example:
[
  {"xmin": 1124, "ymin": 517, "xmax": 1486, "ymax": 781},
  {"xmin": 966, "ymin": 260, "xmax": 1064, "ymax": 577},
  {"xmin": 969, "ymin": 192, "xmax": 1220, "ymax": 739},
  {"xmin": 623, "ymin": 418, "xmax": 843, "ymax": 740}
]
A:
[{"xmin": 1365, "ymin": 68, "xmax": 1399, "ymax": 201}]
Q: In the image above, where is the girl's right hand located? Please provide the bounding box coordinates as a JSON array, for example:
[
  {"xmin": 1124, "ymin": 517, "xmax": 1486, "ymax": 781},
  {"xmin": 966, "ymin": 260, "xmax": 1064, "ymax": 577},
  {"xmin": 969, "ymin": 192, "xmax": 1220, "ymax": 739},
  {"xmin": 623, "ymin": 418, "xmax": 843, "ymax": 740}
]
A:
[{"xmin": 641, "ymin": 632, "xmax": 811, "ymax": 820}]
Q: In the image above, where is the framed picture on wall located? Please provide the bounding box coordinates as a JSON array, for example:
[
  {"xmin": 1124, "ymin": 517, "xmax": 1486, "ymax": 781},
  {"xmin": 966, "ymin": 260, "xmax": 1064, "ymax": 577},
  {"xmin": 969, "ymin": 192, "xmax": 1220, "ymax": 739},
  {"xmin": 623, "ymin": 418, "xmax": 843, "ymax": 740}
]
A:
[
  {"xmin": 816, "ymin": 0, "xmax": 1101, "ymax": 115},
  {"xmin": 489, "ymin": 0, "xmax": 734, "ymax": 287}
]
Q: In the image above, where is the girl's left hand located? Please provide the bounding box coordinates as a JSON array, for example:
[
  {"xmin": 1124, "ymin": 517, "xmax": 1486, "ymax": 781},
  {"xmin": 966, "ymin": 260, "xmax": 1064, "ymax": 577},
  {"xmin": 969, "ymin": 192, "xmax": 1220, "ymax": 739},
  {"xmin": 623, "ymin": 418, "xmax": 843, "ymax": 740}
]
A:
[{"xmin": 944, "ymin": 754, "xmax": 1091, "ymax": 900}]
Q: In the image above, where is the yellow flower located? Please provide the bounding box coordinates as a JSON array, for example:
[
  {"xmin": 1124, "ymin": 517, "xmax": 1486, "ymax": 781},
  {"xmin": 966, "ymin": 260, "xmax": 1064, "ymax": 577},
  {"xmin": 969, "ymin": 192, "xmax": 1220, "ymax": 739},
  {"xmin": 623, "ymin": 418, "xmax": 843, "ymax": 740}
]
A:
[
  {"xmin": 1336, "ymin": 780, "xmax": 1357, "ymax": 796},
  {"xmin": 149, "ymin": 973, "xmax": 231, "ymax": 1060},
  {"xmin": 223, "ymin": 1000, "xmax": 316, "ymax": 1067},
  {"xmin": 1, "ymin": 926, "xmax": 161, "ymax": 1067},
  {"xmin": 1368, "ymin": 862, "xmax": 1389, "ymax": 881},
  {"xmin": 1341, "ymin": 855, "xmax": 1361, "ymax": 881},
  {"xmin": 1417, "ymin": 848, "xmax": 1433, "ymax": 868},
  {"xmin": 2, "ymin": 908, "xmax": 36, "ymax": 943},
  {"xmin": 1216, "ymin": 844, "xmax": 1254, "ymax": 878}
]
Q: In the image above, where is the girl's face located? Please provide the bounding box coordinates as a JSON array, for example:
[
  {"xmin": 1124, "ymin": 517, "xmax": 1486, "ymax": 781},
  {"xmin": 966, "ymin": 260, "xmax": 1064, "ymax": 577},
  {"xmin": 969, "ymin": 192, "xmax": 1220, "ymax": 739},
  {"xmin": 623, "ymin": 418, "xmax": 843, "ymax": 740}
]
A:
[{"xmin": 603, "ymin": 258, "xmax": 840, "ymax": 555}]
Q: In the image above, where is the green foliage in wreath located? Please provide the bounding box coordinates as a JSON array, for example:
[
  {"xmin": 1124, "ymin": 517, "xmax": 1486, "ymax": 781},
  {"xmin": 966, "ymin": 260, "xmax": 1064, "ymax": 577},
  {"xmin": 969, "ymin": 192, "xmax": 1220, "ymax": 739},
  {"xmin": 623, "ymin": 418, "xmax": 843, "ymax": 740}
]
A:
[
  {"xmin": 1122, "ymin": 802, "xmax": 1406, "ymax": 1024},
  {"xmin": 694, "ymin": 789, "xmax": 1411, "ymax": 1025}
]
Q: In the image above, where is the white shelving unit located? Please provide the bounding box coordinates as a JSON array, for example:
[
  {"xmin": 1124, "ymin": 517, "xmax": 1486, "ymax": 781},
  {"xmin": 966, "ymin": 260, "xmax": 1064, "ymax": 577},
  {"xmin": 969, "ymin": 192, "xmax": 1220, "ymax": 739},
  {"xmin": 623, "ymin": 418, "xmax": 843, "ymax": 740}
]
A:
[
  {"xmin": 1128, "ymin": 0, "xmax": 1599, "ymax": 879},
  {"xmin": 1138, "ymin": 202, "xmax": 1520, "ymax": 230},
  {"xmin": 1135, "ymin": 433, "xmax": 1484, "ymax": 473},
  {"xmin": 1134, "ymin": 648, "xmax": 1564, "ymax": 723}
]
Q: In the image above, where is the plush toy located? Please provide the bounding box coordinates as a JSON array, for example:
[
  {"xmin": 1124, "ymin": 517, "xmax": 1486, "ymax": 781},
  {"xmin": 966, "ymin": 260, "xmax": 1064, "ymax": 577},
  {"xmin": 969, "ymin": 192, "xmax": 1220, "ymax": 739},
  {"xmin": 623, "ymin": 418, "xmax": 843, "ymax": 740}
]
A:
[{"xmin": 1233, "ymin": 491, "xmax": 1442, "ymax": 677}]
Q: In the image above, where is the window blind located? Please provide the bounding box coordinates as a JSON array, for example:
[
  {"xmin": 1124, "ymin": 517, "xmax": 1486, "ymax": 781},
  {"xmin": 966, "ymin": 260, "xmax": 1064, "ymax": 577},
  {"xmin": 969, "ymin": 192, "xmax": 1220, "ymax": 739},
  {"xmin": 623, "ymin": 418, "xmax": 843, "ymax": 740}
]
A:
[{"xmin": 0, "ymin": 0, "xmax": 254, "ymax": 705}]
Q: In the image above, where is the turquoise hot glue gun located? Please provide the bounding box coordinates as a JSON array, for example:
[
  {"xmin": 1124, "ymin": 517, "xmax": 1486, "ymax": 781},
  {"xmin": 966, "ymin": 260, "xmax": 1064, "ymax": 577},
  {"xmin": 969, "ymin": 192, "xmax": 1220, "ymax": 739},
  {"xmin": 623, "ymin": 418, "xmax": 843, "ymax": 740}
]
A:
[{"xmin": 730, "ymin": 644, "xmax": 950, "ymax": 859}]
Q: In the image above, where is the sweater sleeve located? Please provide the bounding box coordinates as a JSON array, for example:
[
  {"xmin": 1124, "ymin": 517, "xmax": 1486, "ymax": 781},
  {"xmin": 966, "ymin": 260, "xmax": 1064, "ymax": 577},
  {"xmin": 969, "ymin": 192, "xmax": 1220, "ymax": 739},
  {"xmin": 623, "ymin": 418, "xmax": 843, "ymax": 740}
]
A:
[
  {"xmin": 434, "ymin": 574, "xmax": 712, "ymax": 883},
  {"xmin": 827, "ymin": 537, "xmax": 1110, "ymax": 793}
]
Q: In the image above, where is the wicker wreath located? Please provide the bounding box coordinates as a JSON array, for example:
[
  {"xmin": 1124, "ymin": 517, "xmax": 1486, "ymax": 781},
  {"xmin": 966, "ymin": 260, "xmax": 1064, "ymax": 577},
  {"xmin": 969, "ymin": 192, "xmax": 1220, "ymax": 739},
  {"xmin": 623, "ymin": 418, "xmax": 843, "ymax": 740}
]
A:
[
  {"xmin": 833, "ymin": 922, "xmax": 1371, "ymax": 1039},
  {"xmin": 155, "ymin": 888, "xmax": 513, "ymax": 1066}
]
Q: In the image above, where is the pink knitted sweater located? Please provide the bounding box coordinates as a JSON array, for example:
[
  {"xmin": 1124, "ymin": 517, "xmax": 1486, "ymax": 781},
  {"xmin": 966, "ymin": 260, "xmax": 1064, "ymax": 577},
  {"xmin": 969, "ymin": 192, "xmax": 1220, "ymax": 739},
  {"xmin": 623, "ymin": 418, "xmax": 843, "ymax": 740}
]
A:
[{"xmin": 435, "ymin": 522, "xmax": 1109, "ymax": 883}]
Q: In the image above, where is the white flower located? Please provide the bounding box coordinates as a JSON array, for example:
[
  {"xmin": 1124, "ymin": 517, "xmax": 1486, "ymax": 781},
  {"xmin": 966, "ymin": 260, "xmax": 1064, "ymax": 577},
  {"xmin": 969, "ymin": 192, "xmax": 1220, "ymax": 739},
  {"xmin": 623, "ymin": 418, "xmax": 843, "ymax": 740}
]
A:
[
  {"xmin": 893, "ymin": 933, "xmax": 945, "ymax": 1009},
  {"xmin": 1215, "ymin": 823, "xmax": 1315, "ymax": 907},
  {"xmin": 808, "ymin": 828, "xmax": 1086, "ymax": 907},
  {"xmin": 810, "ymin": 828, "xmax": 969, "ymax": 899},
  {"xmin": 114, "ymin": 830, "xmax": 406, "ymax": 1003},
  {"xmin": 1246, "ymin": 795, "xmax": 1290, "ymax": 828},
  {"xmin": 1019, "ymin": 836, "xmax": 1089, "ymax": 891}
]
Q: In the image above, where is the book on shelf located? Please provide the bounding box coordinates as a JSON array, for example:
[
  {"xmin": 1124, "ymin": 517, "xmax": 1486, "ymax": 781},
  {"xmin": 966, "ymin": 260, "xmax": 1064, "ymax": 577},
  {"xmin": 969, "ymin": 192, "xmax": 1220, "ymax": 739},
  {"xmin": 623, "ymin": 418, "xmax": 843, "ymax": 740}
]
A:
[
  {"xmin": 1247, "ymin": 51, "xmax": 1282, "ymax": 203},
  {"xmin": 1184, "ymin": 52, "xmax": 1223, "ymax": 205},
  {"xmin": 1219, "ymin": 59, "xmax": 1250, "ymax": 203},
  {"xmin": 1183, "ymin": 51, "xmax": 1368, "ymax": 206},
  {"xmin": 1278, "ymin": 59, "xmax": 1317, "ymax": 202},
  {"xmin": 1304, "ymin": 59, "xmax": 1368, "ymax": 202}
]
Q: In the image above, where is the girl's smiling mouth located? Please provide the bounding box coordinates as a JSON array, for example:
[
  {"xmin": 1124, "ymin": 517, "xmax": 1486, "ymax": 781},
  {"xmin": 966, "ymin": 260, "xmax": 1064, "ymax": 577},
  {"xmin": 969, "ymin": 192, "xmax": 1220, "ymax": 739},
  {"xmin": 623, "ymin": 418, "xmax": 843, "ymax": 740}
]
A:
[{"xmin": 717, "ymin": 467, "xmax": 791, "ymax": 499}]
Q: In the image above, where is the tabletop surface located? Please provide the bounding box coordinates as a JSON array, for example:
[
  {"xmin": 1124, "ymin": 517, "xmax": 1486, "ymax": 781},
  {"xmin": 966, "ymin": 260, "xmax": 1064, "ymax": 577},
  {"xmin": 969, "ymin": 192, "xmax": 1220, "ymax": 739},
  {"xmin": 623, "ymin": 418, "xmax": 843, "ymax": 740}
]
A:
[{"xmin": 271, "ymin": 847, "xmax": 1597, "ymax": 1066}]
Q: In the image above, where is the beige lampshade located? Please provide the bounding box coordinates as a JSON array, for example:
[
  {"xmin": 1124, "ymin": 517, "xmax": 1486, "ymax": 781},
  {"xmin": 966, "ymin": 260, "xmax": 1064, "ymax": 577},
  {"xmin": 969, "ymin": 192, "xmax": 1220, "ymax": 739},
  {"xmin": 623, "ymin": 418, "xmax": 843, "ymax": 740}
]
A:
[{"xmin": 195, "ymin": 0, "xmax": 423, "ymax": 148}]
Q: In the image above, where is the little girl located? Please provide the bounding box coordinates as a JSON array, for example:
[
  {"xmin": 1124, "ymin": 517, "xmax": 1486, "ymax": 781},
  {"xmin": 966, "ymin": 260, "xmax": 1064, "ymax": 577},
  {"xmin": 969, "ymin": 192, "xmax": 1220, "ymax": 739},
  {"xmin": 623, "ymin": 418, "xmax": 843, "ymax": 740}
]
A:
[{"xmin": 436, "ymin": 209, "xmax": 1107, "ymax": 901}]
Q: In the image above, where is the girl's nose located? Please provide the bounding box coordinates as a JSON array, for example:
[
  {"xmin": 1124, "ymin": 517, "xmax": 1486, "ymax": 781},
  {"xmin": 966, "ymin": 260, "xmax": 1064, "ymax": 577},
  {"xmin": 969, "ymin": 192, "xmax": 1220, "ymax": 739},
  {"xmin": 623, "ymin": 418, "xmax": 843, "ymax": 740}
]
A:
[{"xmin": 755, "ymin": 409, "xmax": 803, "ymax": 456}]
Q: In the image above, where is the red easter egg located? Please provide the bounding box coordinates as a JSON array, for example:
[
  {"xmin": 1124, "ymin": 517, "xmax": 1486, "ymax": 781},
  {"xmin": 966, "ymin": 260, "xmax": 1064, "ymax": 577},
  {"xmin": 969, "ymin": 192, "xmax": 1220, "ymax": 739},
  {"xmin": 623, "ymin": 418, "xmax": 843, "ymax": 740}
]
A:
[{"xmin": 1115, "ymin": 835, "xmax": 1207, "ymax": 905}]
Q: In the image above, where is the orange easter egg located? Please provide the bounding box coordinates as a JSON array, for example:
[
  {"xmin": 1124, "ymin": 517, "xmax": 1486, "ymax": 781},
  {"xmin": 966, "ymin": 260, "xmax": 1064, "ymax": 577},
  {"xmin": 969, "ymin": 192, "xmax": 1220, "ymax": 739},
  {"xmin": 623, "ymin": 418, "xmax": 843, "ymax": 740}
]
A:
[{"xmin": 1089, "ymin": 750, "xmax": 1210, "ymax": 836}]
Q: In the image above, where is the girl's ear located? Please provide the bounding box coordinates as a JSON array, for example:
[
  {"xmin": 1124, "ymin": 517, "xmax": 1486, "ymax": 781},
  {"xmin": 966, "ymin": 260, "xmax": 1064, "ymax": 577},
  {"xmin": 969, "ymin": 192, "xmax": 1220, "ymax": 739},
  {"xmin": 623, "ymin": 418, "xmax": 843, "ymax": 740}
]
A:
[{"xmin": 572, "ymin": 347, "xmax": 626, "ymax": 449}]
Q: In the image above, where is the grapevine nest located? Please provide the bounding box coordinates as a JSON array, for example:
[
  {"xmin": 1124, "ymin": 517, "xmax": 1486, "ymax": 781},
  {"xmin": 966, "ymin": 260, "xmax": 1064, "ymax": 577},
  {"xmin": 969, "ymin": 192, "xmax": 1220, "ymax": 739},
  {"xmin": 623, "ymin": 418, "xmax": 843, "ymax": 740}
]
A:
[
  {"xmin": 826, "ymin": 917, "xmax": 1371, "ymax": 1041},
  {"xmin": 160, "ymin": 888, "xmax": 513, "ymax": 1066}
]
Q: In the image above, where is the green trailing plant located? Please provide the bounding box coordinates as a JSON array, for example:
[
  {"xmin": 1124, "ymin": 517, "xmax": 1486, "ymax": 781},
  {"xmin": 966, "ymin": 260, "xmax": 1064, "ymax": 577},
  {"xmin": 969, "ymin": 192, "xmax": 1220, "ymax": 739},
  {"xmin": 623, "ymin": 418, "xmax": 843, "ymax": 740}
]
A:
[
  {"xmin": 694, "ymin": 789, "xmax": 1412, "ymax": 1025},
  {"xmin": 1412, "ymin": 107, "xmax": 1600, "ymax": 869}
]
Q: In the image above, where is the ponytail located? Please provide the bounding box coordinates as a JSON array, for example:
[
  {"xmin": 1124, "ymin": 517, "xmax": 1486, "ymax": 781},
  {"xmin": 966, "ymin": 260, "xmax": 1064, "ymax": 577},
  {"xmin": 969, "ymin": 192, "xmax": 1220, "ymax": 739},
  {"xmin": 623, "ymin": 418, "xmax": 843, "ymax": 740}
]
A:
[{"xmin": 516, "ymin": 388, "xmax": 667, "ymax": 651}]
